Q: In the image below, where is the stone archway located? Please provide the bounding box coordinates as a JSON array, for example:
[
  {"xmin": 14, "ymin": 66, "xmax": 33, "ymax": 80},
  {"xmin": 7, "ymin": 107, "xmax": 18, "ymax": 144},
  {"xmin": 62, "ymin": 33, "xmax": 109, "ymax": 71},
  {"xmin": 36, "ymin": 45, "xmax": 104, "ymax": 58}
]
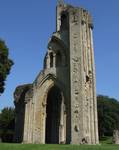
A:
[{"xmin": 45, "ymin": 85, "xmax": 66, "ymax": 144}]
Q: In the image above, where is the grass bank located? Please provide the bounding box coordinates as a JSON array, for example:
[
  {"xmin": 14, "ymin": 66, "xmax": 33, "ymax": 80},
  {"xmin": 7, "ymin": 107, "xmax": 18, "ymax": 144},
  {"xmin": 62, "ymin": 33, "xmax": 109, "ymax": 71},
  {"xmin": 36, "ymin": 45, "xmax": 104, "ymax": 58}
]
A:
[{"xmin": 0, "ymin": 144, "xmax": 119, "ymax": 150}]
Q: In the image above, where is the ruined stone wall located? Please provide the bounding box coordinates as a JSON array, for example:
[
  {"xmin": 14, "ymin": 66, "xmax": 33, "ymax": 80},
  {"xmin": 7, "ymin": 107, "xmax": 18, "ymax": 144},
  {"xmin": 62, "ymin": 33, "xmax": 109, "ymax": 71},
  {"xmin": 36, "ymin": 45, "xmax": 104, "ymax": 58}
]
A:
[
  {"xmin": 14, "ymin": 2, "xmax": 99, "ymax": 145},
  {"xmin": 14, "ymin": 84, "xmax": 32, "ymax": 143},
  {"xmin": 56, "ymin": 4, "xmax": 99, "ymax": 144},
  {"xmin": 113, "ymin": 130, "xmax": 119, "ymax": 144},
  {"xmin": 63, "ymin": 6, "xmax": 99, "ymax": 144}
]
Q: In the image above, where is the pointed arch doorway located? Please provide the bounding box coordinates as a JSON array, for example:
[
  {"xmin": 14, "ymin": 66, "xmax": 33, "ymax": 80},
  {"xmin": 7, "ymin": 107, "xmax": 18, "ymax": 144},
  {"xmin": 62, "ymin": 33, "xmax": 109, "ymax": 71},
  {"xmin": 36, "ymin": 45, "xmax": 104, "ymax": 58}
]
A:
[{"xmin": 45, "ymin": 85, "xmax": 66, "ymax": 144}]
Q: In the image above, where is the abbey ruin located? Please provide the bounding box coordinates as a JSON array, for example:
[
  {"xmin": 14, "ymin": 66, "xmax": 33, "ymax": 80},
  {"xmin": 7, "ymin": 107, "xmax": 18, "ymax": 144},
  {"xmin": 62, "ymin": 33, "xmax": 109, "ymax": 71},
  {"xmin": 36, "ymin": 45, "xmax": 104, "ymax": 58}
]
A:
[{"xmin": 14, "ymin": 1, "xmax": 99, "ymax": 144}]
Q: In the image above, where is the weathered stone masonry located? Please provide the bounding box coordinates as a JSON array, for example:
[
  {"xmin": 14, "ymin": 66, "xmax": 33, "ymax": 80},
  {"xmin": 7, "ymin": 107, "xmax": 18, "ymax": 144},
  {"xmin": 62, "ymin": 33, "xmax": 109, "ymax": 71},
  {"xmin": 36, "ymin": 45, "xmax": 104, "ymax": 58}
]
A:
[{"xmin": 14, "ymin": 2, "xmax": 99, "ymax": 144}]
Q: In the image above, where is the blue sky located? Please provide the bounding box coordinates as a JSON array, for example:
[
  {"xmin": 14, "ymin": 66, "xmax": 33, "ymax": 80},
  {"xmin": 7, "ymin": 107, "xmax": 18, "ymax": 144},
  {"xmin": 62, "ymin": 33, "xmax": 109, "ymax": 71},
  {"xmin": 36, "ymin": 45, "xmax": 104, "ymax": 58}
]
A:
[{"xmin": 0, "ymin": 0, "xmax": 119, "ymax": 110}]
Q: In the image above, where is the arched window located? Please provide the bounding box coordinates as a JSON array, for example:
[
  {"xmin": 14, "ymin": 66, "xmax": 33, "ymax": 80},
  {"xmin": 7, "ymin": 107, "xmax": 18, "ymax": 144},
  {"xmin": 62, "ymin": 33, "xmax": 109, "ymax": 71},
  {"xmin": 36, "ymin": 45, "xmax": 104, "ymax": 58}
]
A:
[
  {"xmin": 61, "ymin": 12, "xmax": 68, "ymax": 31},
  {"xmin": 56, "ymin": 52, "xmax": 62, "ymax": 67},
  {"xmin": 43, "ymin": 54, "xmax": 47, "ymax": 69},
  {"xmin": 50, "ymin": 52, "xmax": 53, "ymax": 68}
]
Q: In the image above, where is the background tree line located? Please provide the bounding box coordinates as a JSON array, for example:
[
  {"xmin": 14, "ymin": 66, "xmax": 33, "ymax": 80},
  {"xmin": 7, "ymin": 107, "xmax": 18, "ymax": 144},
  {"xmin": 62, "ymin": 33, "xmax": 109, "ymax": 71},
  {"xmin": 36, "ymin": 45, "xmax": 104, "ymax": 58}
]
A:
[
  {"xmin": 97, "ymin": 95, "xmax": 119, "ymax": 139},
  {"xmin": 0, "ymin": 39, "xmax": 14, "ymax": 142},
  {"xmin": 0, "ymin": 107, "xmax": 15, "ymax": 142},
  {"xmin": 0, "ymin": 40, "xmax": 13, "ymax": 95},
  {"xmin": 0, "ymin": 95, "xmax": 119, "ymax": 142}
]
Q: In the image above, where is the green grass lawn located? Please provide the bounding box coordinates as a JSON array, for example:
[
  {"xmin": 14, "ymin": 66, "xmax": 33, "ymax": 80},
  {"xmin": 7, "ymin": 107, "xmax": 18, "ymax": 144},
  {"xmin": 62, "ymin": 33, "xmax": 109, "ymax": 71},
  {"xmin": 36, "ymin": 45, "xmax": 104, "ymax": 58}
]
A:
[
  {"xmin": 100, "ymin": 136, "xmax": 113, "ymax": 144},
  {"xmin": 0, "ymin": 144, "xmax": 119, "ymax": 150}
]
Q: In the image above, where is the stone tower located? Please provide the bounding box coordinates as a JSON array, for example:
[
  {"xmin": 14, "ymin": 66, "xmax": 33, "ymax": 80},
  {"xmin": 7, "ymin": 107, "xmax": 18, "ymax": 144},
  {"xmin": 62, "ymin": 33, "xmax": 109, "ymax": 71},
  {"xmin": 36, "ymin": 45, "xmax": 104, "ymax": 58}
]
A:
[{"xmin": 14, "ymin": 1, "xmax": 99, "ymax": 144}]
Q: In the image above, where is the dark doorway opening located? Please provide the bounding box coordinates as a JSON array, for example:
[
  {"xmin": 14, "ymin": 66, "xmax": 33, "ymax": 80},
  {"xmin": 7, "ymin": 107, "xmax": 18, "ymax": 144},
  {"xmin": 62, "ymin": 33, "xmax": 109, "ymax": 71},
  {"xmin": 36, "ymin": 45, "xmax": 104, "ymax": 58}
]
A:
[{"xmin": 45, "ymin": 86, "xmax": 62, "ymax": 144}]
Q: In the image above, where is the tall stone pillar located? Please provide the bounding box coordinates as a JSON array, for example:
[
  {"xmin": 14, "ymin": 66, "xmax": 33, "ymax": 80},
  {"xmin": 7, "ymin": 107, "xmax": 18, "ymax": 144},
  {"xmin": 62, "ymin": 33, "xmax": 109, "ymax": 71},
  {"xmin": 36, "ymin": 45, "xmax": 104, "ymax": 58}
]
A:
[
  {"xmin": 69, "ymin": 8, "xmax": 83, "ymax": 144},
  {"xmin": 23, "ymin": 102, "xmax": 28, "ymax": 143},
  {"xmin": 68, "ymin": 6, "xmax": 99, "ymax": 144},
  {"xmin": 89, "ymin": 27, "xmax": 99, "ymax": 144},
  {"xmin": 53, "ymin": 53, "xmax": 56, "ymax": 68}
]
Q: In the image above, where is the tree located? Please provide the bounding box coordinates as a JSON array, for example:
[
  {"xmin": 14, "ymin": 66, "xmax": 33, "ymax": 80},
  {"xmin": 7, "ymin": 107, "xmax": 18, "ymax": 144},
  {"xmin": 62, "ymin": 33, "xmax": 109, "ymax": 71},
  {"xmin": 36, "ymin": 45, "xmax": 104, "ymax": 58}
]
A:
[
  {"xmin": 97, "ymin": 95, "xmax": 119, "ymax": 139},
  {"xmin": 0, "ymin": 107, "xmax": 15, "ymax": 142},
  {"xmin": 0, "ymin": 40, "xmax": 13, "ymax": 94}
]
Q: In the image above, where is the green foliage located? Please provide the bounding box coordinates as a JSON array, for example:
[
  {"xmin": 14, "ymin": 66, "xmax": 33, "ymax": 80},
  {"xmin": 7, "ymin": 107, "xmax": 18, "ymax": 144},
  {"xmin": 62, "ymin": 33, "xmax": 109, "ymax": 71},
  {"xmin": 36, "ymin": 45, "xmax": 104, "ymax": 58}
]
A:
[
  {"xmin": 97, "ymin": 95, "xmax": 119, "ymax": 139},
  {"xmin": 0, "ymin": 40, "xmax": 13, "ymax": 94},
  {"xmin": 0, "ymin": 107, "xmax": 15, "ymax": 142}
]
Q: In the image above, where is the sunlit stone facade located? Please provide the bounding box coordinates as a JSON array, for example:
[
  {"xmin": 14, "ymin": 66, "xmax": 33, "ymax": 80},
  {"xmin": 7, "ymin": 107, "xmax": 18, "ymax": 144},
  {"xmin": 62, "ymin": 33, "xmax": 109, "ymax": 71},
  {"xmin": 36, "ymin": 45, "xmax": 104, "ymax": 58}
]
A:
[{"xmin": 14, "ymin": 2, "xmax": 99, "ymax": 144}]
